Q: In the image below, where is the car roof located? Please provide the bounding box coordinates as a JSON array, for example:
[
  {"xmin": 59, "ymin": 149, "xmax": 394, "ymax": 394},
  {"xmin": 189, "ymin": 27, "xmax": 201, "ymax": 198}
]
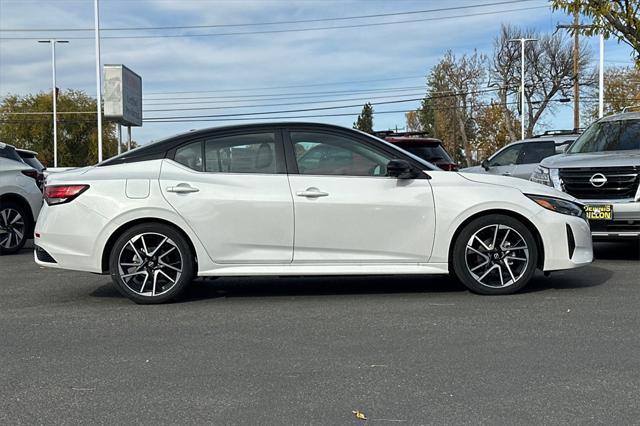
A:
[
  {"xmin": 100, "ymin": 122, "xmax": 398, "ymax": 167},
  {"xmin": 598, "ymin": 111, "xmax": 640, "ymax": 122},
  {"xmin": 16, "ymin": 148, "xmax": 38, "ymax": 157},
  {"xmin": 384, "ymin": 137, "xmax": 443, "ymax": 144}
]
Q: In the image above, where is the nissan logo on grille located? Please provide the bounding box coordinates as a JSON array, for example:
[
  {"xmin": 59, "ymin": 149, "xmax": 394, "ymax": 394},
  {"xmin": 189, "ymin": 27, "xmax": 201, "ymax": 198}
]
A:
[{"xmin": 589, "ymin": 173, "xmax": 608, "ymax": 188}]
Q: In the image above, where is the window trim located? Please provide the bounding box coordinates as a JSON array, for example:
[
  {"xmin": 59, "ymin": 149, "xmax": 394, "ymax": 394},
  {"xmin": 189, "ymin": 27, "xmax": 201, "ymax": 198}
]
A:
[
  {"xmin": 167, "ymin": 128, "xmax": 287, "ymax": 175},
  {"xmin": 282, "ymin": 127, "xmax": 429, "ymax": 179}
]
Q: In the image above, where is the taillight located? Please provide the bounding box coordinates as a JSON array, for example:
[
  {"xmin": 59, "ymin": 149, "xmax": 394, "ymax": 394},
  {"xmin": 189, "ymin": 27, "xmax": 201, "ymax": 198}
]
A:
[
  {"xmin": 44, "ymin": 185, "xmax": 89, "ymax": 205},
  {"xmin": 21, "ymin": 169, "xmax": 39, "ymax": 180}
]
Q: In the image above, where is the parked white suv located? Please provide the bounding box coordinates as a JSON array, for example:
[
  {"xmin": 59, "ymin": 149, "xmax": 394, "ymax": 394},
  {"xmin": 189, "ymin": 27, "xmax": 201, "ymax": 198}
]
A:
[
  {"xmin": 531, "ymin": 112, "xmax": 640, "ymax": 238},
  {"xmin": 462, "ymin": 131, "xmax": 581, "ymax": 179},
  {"xmin": 0, "ymin": 143, "xmax": 43, "ymax": 254}
]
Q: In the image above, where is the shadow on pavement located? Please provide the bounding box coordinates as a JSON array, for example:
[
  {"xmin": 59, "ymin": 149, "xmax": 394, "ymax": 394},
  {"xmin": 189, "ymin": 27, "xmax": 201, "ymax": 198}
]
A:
[{"xmin": 593, "ymin": 240, "xmax": 640, "ymax": 261}]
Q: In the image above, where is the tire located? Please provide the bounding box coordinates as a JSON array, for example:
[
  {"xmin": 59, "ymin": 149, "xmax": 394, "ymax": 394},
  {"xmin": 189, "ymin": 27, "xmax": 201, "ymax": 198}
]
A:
[
  {"xmin": 109, "ymin": 223, "xmax": 196, "ymax": 304},
  {"xmin": 0, "ymin": 201, "xmax": 31, "ymax": 255},
  {"xmin": 452, "ymin": 214, "xmax": 538, "ymax": 295}
]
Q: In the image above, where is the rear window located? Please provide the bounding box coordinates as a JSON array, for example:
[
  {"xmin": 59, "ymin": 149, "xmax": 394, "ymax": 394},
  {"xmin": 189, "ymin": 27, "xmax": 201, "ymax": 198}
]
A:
[
  {"xmin": 395, "ymin": 144, "xmax": 454, "ymax": 163},
  {"xmin": 568, "ymin": 119, "xmax": 640, "ymax": 153},
  {"xmin": 20, "ymin": 156, "xmax": 45, "ymax": 172}
]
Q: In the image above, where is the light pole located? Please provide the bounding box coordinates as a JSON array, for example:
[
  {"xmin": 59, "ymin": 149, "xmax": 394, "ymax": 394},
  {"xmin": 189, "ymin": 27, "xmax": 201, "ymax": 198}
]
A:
[
  {"xmin": 94, "ymin": 0, "xmax": 103, "ymax": 163},
  {"xmin": 598, "ymin": 33, "xmax": 604, "ymax": 118},
  {"xmin": 38, "ymin": 39, "xmax": 68, "ymax": 168},
  {"xmin": 509, "ymin": 38, "xmax": 537, "ymax": 140}
]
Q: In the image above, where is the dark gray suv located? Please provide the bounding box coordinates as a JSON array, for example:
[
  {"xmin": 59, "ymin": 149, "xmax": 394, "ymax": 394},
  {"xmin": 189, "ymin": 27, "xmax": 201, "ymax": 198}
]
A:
[{"xmin": 531, "ymin": 111, "xmax": 640, "ymax": 238}]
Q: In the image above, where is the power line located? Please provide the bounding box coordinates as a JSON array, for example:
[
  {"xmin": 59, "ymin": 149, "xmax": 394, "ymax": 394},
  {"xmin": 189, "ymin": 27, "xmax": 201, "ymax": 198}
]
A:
[
  {"xmin": 0, "ymin": 0, "xmax": 541, "ymax": 32},
  {"xmin": 145, "ymin": 75, "xmax": 426, "ymax": 95},
  {"xmin": 0, "ymin": 5, "xmax": 548, "ymax": 41}
]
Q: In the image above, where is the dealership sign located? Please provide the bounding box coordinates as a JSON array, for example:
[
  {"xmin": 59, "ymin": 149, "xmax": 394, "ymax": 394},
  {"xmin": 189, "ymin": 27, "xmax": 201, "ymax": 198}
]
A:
[{"xmin": 104, "ymin": 64, "xmax": 142, "ymax": 126}]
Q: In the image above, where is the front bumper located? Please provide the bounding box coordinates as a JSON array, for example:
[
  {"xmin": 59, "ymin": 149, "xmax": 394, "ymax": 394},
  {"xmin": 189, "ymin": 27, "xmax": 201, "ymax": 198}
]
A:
[
  {"xmin": 581, "ymin": 199, "xmax": 640, "ymax": 238},
  {"xmin": 533, "ymin": 209, "xmax": 593, "ymax": 272}
]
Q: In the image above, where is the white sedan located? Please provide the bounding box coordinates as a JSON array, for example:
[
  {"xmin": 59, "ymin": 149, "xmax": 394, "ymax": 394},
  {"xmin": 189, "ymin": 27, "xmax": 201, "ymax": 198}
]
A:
[{"xmin": 34, "ymin": 123, "xmax": 593, "ymax": 304}]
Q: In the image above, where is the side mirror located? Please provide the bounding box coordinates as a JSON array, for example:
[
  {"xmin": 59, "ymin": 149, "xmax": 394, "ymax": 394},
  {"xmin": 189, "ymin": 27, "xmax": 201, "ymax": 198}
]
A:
[
  {"xmin": 481, "ymin": 159, "xmax": 490, "ymax": 171},
  {"xmin": 387, "ymin": 159, "xmax": 415, "ymax": 179}
]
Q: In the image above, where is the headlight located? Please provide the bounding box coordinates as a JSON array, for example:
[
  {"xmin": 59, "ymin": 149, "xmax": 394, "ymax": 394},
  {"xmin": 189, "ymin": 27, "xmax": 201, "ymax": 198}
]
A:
[
  {"xmin": 526, "ymin": 194, "xmax": 586, "ymax": 220},
  {"xmin": 530, "ymin": 166, "xmax": 551, "ymax": 186},
  {"xmin": 530, "ymin": 166, "xmax": 562, "ymax": 189}
]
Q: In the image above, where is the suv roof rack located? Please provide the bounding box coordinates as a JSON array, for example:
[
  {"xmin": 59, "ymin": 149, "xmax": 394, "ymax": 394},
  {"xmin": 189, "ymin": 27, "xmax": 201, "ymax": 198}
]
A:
[
  {"xmin": 373, "ymin": 130, "xmax": 430, "ymax": 138},
  {"xmin": 621, "ymin": 105, "xmax": 640, "ymax": 113},
  {"xmin": 531, "ymin": 128, "xmax": 583, "ymax": 138}
]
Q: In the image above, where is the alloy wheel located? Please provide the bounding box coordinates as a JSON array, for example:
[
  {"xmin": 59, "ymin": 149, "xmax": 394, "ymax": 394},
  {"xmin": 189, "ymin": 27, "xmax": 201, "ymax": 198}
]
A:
[
  {"xmin": 0, "ymin": 208, "xmax": 26, "ymax": 250},
  {"xmin": 464, "ymin": 224, "xmax": 530, "ymax": 288},
  {"xmin": 117, "ymin": 232, "xmax": 183, "ymax": 297}
]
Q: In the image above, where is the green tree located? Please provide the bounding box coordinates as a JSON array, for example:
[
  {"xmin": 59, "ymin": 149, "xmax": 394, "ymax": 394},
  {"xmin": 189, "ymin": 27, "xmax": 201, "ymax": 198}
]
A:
[
  {"xmin": 551, "ymin": 0, "xmax": 640, "ymax": 65},
  {"xmin": 0, "ymin": 90, "xmax": 121, "ymax": 167},
  {"xmin": 353, "ymin": 102, "xmax": 374, "ymax": 134}
]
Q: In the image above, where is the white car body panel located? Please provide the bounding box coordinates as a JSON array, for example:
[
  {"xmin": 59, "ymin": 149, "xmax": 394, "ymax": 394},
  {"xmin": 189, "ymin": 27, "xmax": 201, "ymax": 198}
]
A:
[
  {"xmin": 288, "ymin": 173, "xmax": 435, "ymax": 263},
  {"xmin": 0, "ymin": 157, "xmax": 42, "ymax": 222}
]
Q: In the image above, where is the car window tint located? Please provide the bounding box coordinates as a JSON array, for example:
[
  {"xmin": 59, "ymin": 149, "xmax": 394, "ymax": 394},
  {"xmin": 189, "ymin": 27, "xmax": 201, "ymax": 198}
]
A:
[
  {"xmin": 517, "ymin": 142, "xmax": 556, "ymax": 164},
  {"xmin": 291, "ymin": 131, "xmax": 392, "ymax": 177},
  {"xmin": 174, "ymin": 141, "xmax": 203, "ymax": 171},
  {"xmin": 489, "ymin": 144, "xmax": 522, "ymax": 167},
  {"xmin": 0, "ymin": 145, "xmax": 23, "ymax": 163},
  {"xmin": 205, "ymin": 132, "xmax": 277, "ymax": 174}
]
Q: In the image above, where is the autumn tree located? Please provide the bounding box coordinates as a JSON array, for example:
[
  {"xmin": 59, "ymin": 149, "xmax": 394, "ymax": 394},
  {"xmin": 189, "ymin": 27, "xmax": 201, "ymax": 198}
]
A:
[
  {"xmin": 584, "ymin": 66, "xmax": 640, "ymax": 121},
  {"xmin": 353, "ymin": 102, "xmax": 374, "ymax": 134},
  {"xmin": 552, "ymin": 0, "xmax": 640, "ymax": 65},
  {"xmin": 422, "ymin": 50, "xmax": 486, "ymax": 166},
  {"xmin": 0, "ymin": 90, "xmax": 121, "ymax": 167},
  {"xmin": 475, "ymin": 102, "xmax": 521, "ymax": 160},
  {"xmin": 404, "ymin": 111, "xmax": 423, "ymax": 132}
]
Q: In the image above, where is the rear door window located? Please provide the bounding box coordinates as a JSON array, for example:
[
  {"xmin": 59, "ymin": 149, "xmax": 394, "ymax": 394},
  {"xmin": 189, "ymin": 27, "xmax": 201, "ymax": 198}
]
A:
[{"xmin": 517, "ymin": 142, "xmax": 556, "ymax": 164}]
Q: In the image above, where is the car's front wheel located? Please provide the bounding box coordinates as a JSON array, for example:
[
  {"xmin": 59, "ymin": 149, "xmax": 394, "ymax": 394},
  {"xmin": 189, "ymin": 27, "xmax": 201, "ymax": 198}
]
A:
[
  {"xmin": 452, "ymin": 214, "xmax": 538, "ymax": 295},
  {"xmin": 109, "ymin": 223, "xmax": 195, "ymax": 304},
  {"xmin": 0, "ymin": 201, "xmax": 30, "ymax": 255}
]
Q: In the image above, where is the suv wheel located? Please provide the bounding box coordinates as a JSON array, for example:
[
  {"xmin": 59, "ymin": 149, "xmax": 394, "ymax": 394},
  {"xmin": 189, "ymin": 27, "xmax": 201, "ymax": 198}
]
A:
[
  {"xmin": 452, "ymin": 214, "xmax": 538, "ymax": 295},
  {"xmin": 109, "ymin": 223, "xmax": 195, "ymax": 304},
  {"xmin": 0, "ymin": 201, "xmax": 30, "ymax": 255}
]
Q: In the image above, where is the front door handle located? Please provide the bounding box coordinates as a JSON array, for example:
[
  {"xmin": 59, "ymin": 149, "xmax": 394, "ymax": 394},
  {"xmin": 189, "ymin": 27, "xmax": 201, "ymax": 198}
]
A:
[
  {"xmin": 296, "ymin": 188, "xmax": 329, "ymax": 198},
  {"xmin": 502, "ymin": 172, "xmax": 512, "ymax": 176},
  {"xmin": 167, "ymin": 184, "xmax": 199, "ymax": 194}
]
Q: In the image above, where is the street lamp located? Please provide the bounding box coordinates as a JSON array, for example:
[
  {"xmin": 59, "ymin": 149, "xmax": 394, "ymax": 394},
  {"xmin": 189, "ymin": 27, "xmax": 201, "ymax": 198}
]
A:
[
  {"xmin": 508, "ymin": 38, "xmax": 537, "ymax": 140},
  {"xmin": 38, "ymin": 39, "xmax": 69, "ymax": 168}
]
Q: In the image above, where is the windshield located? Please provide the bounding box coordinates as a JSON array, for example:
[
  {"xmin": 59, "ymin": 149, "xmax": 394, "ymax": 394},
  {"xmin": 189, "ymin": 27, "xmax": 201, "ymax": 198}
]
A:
[
  {"xmin": 568, "ymin": 119, "xmax": 640, "ymax": 153},
  {"xmin": 396, "ymin": 144, "xmax": 454, "ymax": 164}
]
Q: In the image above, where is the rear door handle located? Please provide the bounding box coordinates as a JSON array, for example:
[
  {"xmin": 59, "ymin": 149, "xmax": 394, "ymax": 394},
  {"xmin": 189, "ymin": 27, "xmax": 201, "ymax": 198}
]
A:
[
  {"xmin": 167, "ymin": 184, "xmax": 199, "ymax": 193},
  {"xmin": 502, "ymin": 172, "xmax": 512, "ymax": 176},
  {"xmin": 296, "ymin": 188, "xmax": 329, "ymax": 198}
]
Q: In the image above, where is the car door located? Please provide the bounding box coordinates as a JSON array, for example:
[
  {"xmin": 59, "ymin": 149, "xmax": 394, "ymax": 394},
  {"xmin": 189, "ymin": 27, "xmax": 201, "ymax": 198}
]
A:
[
  {"xmin": 512, "ymin": 141, "xmax": 556, "ymax": 179},
  {"xmin": 285, "ymin": 128, "xmax": 436, "ymax": 263},
  {"xmin": 160, "ymin": 130, "xmax": 294, "ymax": 264},
  {"xmin": 486, "ymin": 143, "xmax": 523, "ymax": 177}
]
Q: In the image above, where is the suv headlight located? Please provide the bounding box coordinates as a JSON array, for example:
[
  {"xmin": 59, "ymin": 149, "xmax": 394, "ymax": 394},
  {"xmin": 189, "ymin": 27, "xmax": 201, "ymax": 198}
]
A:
[
  {"xmin": 530, "ymin": 166, "xmax": 562, "ymax": 189},
  {"xmin": 526, "ymin": 194, "xmax": 586, "ymax": 220},
  {"xmin": 530, "ymin": 166, "xmax": 551, "ymax": 186}
]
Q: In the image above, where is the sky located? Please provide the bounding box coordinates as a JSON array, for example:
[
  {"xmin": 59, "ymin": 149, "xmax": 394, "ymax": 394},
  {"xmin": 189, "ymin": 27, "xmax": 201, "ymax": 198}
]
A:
[{"xmin": 0, "ymin": 0, "xmax": 636, "ymax": 146}]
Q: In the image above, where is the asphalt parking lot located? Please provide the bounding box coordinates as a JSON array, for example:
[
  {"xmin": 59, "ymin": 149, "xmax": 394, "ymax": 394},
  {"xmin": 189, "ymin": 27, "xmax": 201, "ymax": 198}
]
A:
[{"xmin": 1, "ymin": 241, "xmax": 639, "ymax": 425}]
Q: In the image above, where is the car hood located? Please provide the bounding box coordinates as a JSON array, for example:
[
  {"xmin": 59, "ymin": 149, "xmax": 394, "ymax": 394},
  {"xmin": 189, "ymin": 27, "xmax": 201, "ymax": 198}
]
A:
[
  {"xmin": 540, "ymin": 150, "xmax": 640, "ymax": 168},
  {"xmin": 459, "ymin": 165, "xmax": 485, "ymax": 173},
  {"xmin": 458, "ymin": 172, "xmax": 577, "ymax": 201}
]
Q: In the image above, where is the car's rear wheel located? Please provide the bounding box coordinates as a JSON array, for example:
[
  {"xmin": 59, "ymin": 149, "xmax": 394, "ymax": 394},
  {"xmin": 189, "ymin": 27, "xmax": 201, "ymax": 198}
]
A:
[
  {"xmin": 0, "ymin": 201, "xmax": 30, "ymax": 255},
  {"xmin": 452, "ymin": 214, "xmax": 538, "ymax": 295},
  {"xmin": 109, "ymin": 223, "xmax": 195, "ymax": 304}
]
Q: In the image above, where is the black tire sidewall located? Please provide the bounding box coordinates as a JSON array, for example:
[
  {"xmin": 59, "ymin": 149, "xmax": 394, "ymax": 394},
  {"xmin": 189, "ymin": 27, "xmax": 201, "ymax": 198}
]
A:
[
  {"xmin": 109, "ymin": 223, "xmax": 195, "ymax": 304},
  {"xmin": 0, "ymin": 201, "xmax": 31, "ymax": 255},
  {"xmin": 452, "ymin": 214, "xmax": 538, "ymax": 295}
]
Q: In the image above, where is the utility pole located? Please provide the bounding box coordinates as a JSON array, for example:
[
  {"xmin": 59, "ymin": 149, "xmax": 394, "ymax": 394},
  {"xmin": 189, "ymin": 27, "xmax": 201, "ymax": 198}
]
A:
[
  {"xmin": 38, "ymin": 39, "xmax": 68, "ymax": 168},
  {"xmin": 557, "ymin": 19, "xmax": 606, "ymax": 121},
  {"xmin": 572, "ymin": 10, "xmax": 580, "ymax": 129},
  {"xmin": 508, "ymin": 38, "xmax": 537, "ymax": 140}
]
